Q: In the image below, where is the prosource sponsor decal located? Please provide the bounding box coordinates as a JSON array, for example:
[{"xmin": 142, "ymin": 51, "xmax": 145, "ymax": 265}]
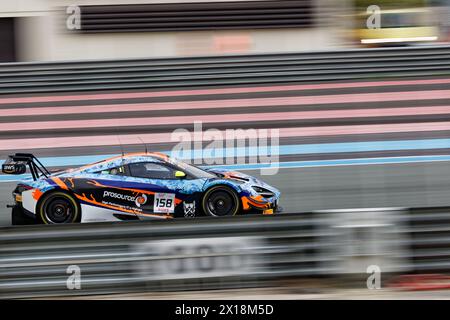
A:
[{"xmin": 103, "ymin": 190, "xmax": 136, "ymax": 202}]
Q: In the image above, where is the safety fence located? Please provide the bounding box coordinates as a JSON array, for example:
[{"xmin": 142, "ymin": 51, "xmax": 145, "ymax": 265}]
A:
[
  {"xmin": 1, "ymin": 207, "xmax": 449, "ymax": 298},
  {"xmin": 0, "ymin": 46, "xmax": 449, "ymax": 94}
]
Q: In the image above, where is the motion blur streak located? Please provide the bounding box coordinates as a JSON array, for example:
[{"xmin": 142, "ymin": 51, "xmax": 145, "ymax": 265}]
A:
[
  {"xmin": 1, "ymin": 0, "xmax": 450, "ymax": 300},
  {"xmin": 0, "ymin": 76, "xmax": 448, "ymax": 148},
  {"xmin": 1, "ymin": 76, "xmax": 450, "ymax": 226},
  {"xmin": 3, "ymin": 121, "xmax": 450, "ymax": 151},
  {"xmin": 6, "ymin": 104, "xmax": 450, "ymax": 131},
  {"xmin": 0, "ymin": 78, "xmax": 449, "ymax": 105},
  {"xmin": 1, "ymin": 89, "xmax": 450, "ymax": 119}
]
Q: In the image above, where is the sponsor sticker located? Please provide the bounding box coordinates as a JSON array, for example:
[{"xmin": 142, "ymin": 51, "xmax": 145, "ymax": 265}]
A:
[
  {"xmin": 135, "ymin": 194, "xmax": 147, "ymax": 207},
  {"xmin": 101, "ymin": 190, "xmax": 146, "ymax": 212},
  {"xmin": 183, "ymin": 201, "xmax": 196, "ymax": 217},
  {"xmin": 103, "ymin": 190, "xmax": 135, "ymax": 202},
  {"xmin": 154, "ymin": 193, "xmax": 175, "ymax": 213},
  {"xmin": 3, "ymin": 164, "xmax": 15, "ymax": 172}
]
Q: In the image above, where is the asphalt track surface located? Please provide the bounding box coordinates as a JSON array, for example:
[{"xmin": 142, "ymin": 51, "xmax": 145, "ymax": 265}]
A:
[
  {"xmin": 51, "ymin": 288, "xmax": 450, "ymax": 300},
  {"xmin": 1, "ymin": 76, "xmax": 450, "ymax": 226}
]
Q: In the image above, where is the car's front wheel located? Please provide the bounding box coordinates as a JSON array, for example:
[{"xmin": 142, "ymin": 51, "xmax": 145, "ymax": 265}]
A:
[
  {"xmin": 38, "ymin": 191, "xmax": 80, "ymax": 224},
  {"xmin": 202, "ymin": 186, "xmax": 240, "ymax": 217}
]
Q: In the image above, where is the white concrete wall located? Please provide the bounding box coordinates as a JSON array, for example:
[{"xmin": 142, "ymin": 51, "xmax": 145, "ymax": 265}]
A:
[{"xmin": 48, "ymin": 27, "xmax": 342, "ymax": 61}]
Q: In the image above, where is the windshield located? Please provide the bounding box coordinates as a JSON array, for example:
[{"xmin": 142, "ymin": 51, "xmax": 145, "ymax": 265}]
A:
[{"xmin": 169, "ymin": 158, "xmax": 216, "ymax": 179}]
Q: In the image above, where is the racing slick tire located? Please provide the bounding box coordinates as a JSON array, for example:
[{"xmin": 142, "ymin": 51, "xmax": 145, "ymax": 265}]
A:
[
  {"xmin": 202, "ymin": 185, "xmax": 240, "ymax": 217},
  {"xmin": 11, "ymin": 205, "xmax": 35, "ymax": 225},
  {"xmin": 38, "ymin": 191, "xmax": 81, "ymax": 224}
]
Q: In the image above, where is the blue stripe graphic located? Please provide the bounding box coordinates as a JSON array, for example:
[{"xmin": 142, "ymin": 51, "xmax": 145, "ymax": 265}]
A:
[
  {"xmin": 2, "ymin": 155, "xmax": 450, "ymax": 183},
  {"xmin": 1, "ymin": 138, "xmax": 450, "ymax": 168}
]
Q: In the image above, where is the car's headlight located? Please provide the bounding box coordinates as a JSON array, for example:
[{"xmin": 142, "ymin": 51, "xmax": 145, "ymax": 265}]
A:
[{"xmin": 252, "ymin": 186, "xmax": 275, "ymax": 198}]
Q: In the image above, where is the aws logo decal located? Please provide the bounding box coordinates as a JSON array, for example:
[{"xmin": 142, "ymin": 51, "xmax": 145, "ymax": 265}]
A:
[{"xmin": 135, "ymin": 194, "xmax": 148, "ymax": 207}]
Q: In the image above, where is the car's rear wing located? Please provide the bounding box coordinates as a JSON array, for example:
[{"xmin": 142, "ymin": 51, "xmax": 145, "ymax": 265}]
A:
[{"xmin": 2, "ymin": 153, "xmax": 50, "ymax": 181}]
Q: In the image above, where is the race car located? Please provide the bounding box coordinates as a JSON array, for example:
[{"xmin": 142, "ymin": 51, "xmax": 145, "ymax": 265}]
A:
[{"xmin": 2, "ymin": 152, "xmax": 281, "ymax": 225}]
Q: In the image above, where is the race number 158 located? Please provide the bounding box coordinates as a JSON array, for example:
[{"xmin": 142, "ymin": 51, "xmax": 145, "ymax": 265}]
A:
[
  {"xmin": 155, "ymin": 198, "xmax": 172, "ymax": 207},
  {"xmin": 154, "ymin": 193, "xmax": 175, "ymax": 213}
]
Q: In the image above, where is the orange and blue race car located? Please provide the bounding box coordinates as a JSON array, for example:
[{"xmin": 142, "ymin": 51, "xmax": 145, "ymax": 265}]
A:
[{"xmin": 2, "ymin": 153, "xmax": 281, "ymax": 225}]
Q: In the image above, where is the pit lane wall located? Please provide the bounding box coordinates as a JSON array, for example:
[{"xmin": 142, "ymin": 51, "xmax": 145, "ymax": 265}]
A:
[
  {"xmin": 0, "ymin": 207, "xmax": 448, "ymax": 299},
  {"xmin": 0, "ymin": 45, "xmax": 449, "ymax": 95}
]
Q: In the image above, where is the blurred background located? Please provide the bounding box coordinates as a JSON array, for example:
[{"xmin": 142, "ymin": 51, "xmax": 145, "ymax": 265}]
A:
[
  {"xmin": 1, "ymin": 0, "xmax": 450, "ymax": 299},
  {"xmin": 0, "ymin": 0, "xmax": 449, "ymax": 62}
]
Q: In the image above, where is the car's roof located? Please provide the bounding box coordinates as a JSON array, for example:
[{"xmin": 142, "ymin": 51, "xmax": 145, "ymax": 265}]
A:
[
  {"xmin": 102, "ymin": 152, "xmax": 168, "ymax": 163},
  {"xmin": 78, "ymin": 152, "xmax": 170, "ymax": 171}
]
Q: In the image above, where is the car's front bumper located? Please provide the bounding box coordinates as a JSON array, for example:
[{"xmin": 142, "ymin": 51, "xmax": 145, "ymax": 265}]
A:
[
  {"xmin": 262, "ymin": 201, "xmax": 283, "ymax": 215},
  {"xmin": 241, "ymin": 195, "xmax": 282, "ymax": 215}
]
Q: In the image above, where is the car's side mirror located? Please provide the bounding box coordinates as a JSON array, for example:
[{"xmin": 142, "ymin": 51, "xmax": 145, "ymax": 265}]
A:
[{"xmin": 175, "ymin": 170, "xmax": 186, "ymax": 179}]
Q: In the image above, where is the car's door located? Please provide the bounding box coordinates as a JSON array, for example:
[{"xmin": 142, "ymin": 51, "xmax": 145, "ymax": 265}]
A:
[
  {"xmin": 124, "ymin": 161, "xmax": 186, "ymax": 218},
  {"xmin": 65, "ymin": 165, "xmax": 141, "ymax": 222}
]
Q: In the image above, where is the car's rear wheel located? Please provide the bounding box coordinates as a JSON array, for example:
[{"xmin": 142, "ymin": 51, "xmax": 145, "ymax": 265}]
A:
[
  {"xmin": 38, "ymin": 191, "xmax": 80, "ymax": 224},
  {"xmin": 202, "ymin": 186, "xmax": 239, "ymax": 217}
]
